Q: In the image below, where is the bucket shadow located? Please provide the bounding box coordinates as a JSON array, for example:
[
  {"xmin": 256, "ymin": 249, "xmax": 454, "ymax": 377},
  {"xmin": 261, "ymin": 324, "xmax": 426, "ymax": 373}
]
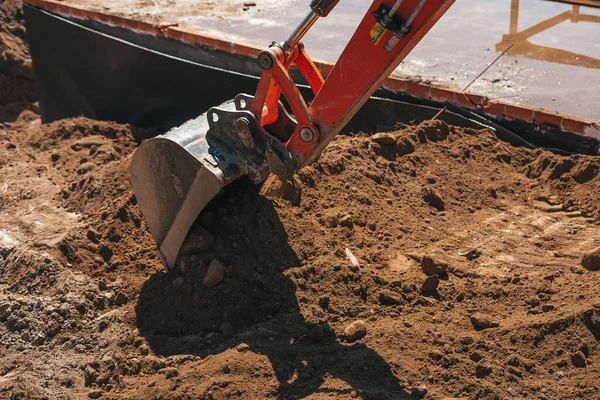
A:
[{"xmin": 135, "ymin": 183, "xmax": 410, "ymax": 399}]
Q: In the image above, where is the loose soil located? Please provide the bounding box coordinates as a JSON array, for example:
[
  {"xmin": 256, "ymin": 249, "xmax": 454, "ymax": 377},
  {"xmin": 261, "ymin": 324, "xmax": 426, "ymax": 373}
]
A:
[{"xmin": 2, "ymin": 2, "xmax": 600, "ymax": 400}]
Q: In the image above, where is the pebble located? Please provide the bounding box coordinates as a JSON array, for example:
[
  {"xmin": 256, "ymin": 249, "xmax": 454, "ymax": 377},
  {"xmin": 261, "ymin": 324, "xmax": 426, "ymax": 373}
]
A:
[
  {"xmin": 469, "ymin": 352, "xmax": 483, "ymax": 362},
  {"xmin": 220, "ymin": 322, "xmax": 234, "ymax": 339},
  {"xmin": 371, "ymin": 132, "xmax": 397, "ymax": 146},
  {"xmin": 158, "ymin": 367, "xmax": 179, "ymax": 378},
  {"xmin": 88, "ymin": 390, "xmax": 103, "ymax": 399},
  {"xmin": 203, "ymin": 258, "xmax": 225, "ymax": 287},
  {"xmin": 411, "ymin": 385, "xmax": 428, "ymax": 398},
  {"xmin": 309, "ymin": 325, "xmax": 325, "ymax": 342},
  {"xmin": 339, "ymin": 214, "xmax": 353, "ymax": 228},
  {"xmin": 582, "ymin": 248, "xmax": 600, "ymax": 271},
  {"xmin": 421, "ymin": 275, "xmax": 440, "ymax": 293},
  {"xmin": 77, "ymin": 162, "xmax": 96, "ymax": 174},
  {"xmin": 379, "ymin": 289, "xmax": 403, "ymax": 305},
  {"xmin": 343, "ymin": 320, "xmax": 367, "ymax": 342},
  {"xmin": 114, "ymin": 292, "xmax": 128, "ymax": 306},
  {"xmin": 180, "ymin": 225, "xmax": 214, "ymax": 255},
  {"xmin": 421, "ymin": 187, "xmax": 445, "ymax": 211},
  {"xmin": 475, "ymin": 361, "xmax": 492, "ymax": 378},
  {"xmin": 236, "ymin": 343, "xmax": 250, "ymax": 352},
  {"xmin": 86, "ymin": 229, "xmax": 100, "ymax": 243},
  {"xmin": 470, "ymin": 312, "xmax": 499, "ymax": 330},
  {"xmin": 571, "ymin": 351, "xmax": 586, "ymax": 368},
  {"xmin": 461, "ymin": 248, "xmax": 482, "ymax": 261},
  {"xmin": 421, "ymin": 256, "xmax": 448, "ymax": 276},
  {"xmin": 172, "ymin": 277, "xmax": 184, "ymax": 289}
]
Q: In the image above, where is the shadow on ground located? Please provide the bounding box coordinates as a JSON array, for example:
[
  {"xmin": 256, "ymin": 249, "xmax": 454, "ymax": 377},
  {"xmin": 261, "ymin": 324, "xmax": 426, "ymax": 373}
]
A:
[{"xmin": 135, "ymin": 182, "xmax": 410, "ymax": 399}]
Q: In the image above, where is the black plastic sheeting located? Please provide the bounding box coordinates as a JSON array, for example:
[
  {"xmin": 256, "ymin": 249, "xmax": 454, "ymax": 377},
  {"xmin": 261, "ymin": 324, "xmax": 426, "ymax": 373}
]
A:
[{"xmin": 24, "ymin": 5, "xmax": 599, "ymax": 155}]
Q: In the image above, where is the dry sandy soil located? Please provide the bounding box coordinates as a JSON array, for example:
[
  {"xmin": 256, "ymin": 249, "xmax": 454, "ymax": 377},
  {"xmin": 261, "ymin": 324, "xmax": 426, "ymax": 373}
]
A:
[{"xmin": 3, "ymin": 1, "xmax": 600, "ymax": 399}]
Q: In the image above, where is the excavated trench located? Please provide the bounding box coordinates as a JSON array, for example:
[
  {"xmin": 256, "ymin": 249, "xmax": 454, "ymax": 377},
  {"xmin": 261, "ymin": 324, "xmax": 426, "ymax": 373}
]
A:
[{"xmin": 2, "ymin": 1, "xmax": 600, "ymax": 399}]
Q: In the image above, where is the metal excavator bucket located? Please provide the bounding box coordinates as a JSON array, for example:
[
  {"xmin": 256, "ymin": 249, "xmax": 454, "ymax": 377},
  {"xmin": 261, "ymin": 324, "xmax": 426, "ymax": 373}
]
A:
[{"xmin": 130, "ymin": 99, "xmax": 296, "ymax": 269}]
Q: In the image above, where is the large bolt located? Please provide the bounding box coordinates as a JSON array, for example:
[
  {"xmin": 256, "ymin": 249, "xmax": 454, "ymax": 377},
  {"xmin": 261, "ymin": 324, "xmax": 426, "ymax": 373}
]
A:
[
  {"xmin": 258, "ymin": 52, "xmax": 274, "ymax": 70},
  {"xmin": 299, "ymin": 127, "xmax": 315, "ymax": 143},
  {"xmin": 234, "ymin": 117, "xmax": 254, "ymax": 149}
]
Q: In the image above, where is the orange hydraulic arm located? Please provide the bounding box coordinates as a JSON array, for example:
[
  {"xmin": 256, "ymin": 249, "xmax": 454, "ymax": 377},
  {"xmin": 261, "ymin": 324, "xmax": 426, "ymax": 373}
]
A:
[{"xmin": 247, "ymin": 0, "xmax": 456, "ymax": 171}]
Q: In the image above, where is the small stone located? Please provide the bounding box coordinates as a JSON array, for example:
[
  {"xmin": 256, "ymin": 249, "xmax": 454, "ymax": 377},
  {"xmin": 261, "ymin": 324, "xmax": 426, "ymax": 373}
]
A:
[
  {"xmin": 339, "ymin": 215, "xmax": 353, "ymax": 228},
  {"xmin": 104, "ymin": 291, "xmax": 116, "ymax": 302},
  {"xmin": 180, "ymin": 225, "xmax": 215, "ymax": 255},
  {"xmin": 422, "ymin": 187, "xmax": 445, "ymax": 211},
  {"xmin": 571, "ymin": 351, "xmax": 586, "ymax": 368},
  {"xmin": 428, "ymin": 350, "xmax": 443, "ymax": 361},
  {"xmin": 178, "ymin": 256, "xmax": 192, "ymax": 274},
  {"xmin": 475, "ymin": 362, "xmax": 492, "ymax": 377},
  {"xmin": 220, "ymin": 322, "xmax": 234, "ymax": 339},
  {"xmin": 371, "ymin": 132, "xmax": 397, "ymax": 146},
  {"xmin": 158, "ymin": 367, "xmax": 179, "ymax": 378},
  {"xmin": 98, "ymin": 320, "xmax": 109, "ymax": 332},
  {"xmin": 470, "ymin": 352, "xmax": 483, "ymax": 362},
  {"xmin": 343, "ymin": 320, "xmax": 367, "ymax": 342},
  {"xmin": 236, "ymin": 343, "xmax": 250, "ymax": 352},
  {"xmin": 582, "ymin": 248, "xmax": 600, "ymax": 271},
  {"xmin": 421, "ymin": 275, "xmax": 440, "ymax": 293},
  {"xmin": 203, "ymin": 258, "xmax": 225, "ymax": 287},
  {"xmin": 78, "ymin": 162, "xmax": 96, "ymax": 174},
  {"xmin": 542, "ymin": 304, "xmax": 555, "ymax": 312},
  {"xmin": 421, "ymin": 256, "xmax": 448, "ymax": 276},
  {"xmin": 172, "ymin": 277, "xmax": 184, "ymax": 289},
  {"xmin": 411, "ymin": 385, "xmax": 428, "ymax": 398},
  {"xmin": 114, "ymin": 292, "xmax": 128, "ymax": 306},
  {"xmin": 470, "ymin": 313, "xmax": 499, "ymax": 330},
  {"xmin": 462, "ymin": 248, "xmax": 482, "ymax": 261},
  {"xmin": 379, "ymin": 289, "xmax": 403, "ymax": 305},
  {"xmin": 309, "ymin": 325, "xmax": 325, "ymax": 342},
  {"xmin": 506, "ymin": 356, "xmax": 520, "ymax": 367},
  {"xmin": 425, "ymin": 174, "xmax": 437, "ymax": 184},
  {"xmin": 86, "ymin": 229, "xmax": 100, "ymax": 243},
  {"xmin": 88, "ymin": 390, "xmax": 103, "ymax": 399}
]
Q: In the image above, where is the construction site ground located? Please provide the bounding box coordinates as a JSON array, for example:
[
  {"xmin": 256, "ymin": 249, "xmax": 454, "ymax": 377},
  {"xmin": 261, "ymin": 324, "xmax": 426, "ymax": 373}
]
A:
[{"xmin": 2, "ymin": 1, "xmax": 600, "ymax": 399}]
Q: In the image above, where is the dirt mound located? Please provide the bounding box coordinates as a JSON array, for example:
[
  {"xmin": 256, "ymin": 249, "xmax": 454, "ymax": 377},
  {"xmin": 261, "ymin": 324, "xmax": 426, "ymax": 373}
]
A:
[
  {"xmin": 2, "ymin": 112, "xmax": 600, "ymax": 399},
  {"xmin": 0, "ymin": 0, "xmax": 37, "ymax": 122}
]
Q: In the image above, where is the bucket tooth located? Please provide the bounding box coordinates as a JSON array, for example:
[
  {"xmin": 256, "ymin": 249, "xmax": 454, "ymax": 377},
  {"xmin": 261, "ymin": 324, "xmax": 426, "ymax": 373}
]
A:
[{"xmin": 130, "ymin": 107, "xmax": 243, "ymax": 269}]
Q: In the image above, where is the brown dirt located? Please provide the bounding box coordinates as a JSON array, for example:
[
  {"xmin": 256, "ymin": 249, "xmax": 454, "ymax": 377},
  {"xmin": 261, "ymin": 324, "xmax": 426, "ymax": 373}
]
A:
[
  {"xmin": 3, "ymin": 3, "xmax": 600, "ymax": 400},
  {"xmin": 0, "ymin": 0, "xmax": 37, "ymax": 122}
]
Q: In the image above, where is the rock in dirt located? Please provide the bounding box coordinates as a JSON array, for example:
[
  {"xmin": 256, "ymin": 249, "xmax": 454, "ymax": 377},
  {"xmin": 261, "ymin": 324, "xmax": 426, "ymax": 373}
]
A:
[
  {"xmin": 203, "ymin": 258, "xmax": 225, "ymax": 287},
  {"xmin": 461, "ymin": 248, "xmax": 482, "ymax": 261},
  {"xmin": 114, "ymin": 292, "xmax": 128, "ymax": 306},
  {"xmin": 581, "ymin": 248, "xmax": 600, "ymax": 271},
  {"xmin": 343, "ymin": 320, "xmax": 367, "ymax": 342},
  {"xmin": 421, "ymin": 275, "xmax": 440, "ymax": 293},
  {"xmin": 571, "ymin": 351, "xmax": 587, "ymax": 368},
  {"xmin": 421, "ymin": 256, "xmax": 448, "ymax": 276},
  {"xmin": 421, "ymin": 187, "xmax": 445, "ymax": 211},
  {"xmin": 470, "ymin": 312, "xmax": 499, "ymax": 330},
  {"xmin": 379, "ymin": 289, "xmax": 403, "ymax": 305},
  {"xmin": 371, "ymin": 132, "xmax": 397, "ymax": 146},
  {"xmin": 86, "ymin": 228, "xmax": 100, "ymax": 243},
  {"xmin": 172, "ymin": 277, "xmax": 184, "ymax": 289},
  {"xmin": 309, "ymin": 325, "xmax": 325, "ymax": 342},
  {"xmin": 180, "ymin": 225, "xmax": 214, "ymax": 255},
  {"xmin": 158, "ymin": 367, "xmax": 179, "ymax": 378},
  {"xmin": 339, "ymin": 214, "xmax": 353, "ymax": 228},
  {"xmin": 220, "ymin": 322, "xmax": 233, "ymax": 339},
  {"xmin": 77, "ymin": 162, "xmax": 97, "ymax": 175},
  {"xmin": 475, "ymin": 361, "xmax": 493, "ymax": 378},
  {"xmin": 411, "ymin": 385, "xmax": 428, "ymax": 398},
  {"xmin": 88, "ymin": 390, "xmax": 103, "ymax": 399}
]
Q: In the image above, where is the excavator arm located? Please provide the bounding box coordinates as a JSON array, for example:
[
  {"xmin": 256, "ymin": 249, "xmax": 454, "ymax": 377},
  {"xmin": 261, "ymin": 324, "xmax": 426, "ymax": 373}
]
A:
[{"xmin": 130, "ymin": 0, "xmax": 456, "ymax": 269}]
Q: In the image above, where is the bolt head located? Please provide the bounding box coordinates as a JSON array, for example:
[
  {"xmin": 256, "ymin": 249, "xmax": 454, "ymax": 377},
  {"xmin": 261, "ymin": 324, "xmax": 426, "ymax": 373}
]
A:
[
  {"xmin": 299, "ymin": 127, "xmax": 315, "ymax": 143},
  {"xmin": 258, "ymin": 53, "xmax": 274, "ymax": 70}
]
